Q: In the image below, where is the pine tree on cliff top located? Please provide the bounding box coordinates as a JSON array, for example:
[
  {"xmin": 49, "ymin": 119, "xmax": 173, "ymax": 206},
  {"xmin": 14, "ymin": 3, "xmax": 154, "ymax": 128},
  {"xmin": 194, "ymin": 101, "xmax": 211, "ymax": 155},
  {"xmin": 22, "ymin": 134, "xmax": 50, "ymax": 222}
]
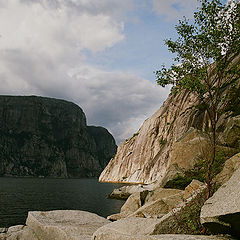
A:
[{"xmin": 156, "ymin": 0, "xmax": 240, "ymax": 199}]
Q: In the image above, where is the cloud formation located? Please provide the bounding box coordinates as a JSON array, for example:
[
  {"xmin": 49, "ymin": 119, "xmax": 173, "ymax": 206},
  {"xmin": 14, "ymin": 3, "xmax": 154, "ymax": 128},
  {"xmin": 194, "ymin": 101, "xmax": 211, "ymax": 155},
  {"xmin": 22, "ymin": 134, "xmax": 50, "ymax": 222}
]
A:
[
  {"xmin": 0, "ymin": 0, "xmax": 169, "ymax": 144},
  {"xmin": 152, "ymin": 0, "xmax": 199, "ymax": 20}
]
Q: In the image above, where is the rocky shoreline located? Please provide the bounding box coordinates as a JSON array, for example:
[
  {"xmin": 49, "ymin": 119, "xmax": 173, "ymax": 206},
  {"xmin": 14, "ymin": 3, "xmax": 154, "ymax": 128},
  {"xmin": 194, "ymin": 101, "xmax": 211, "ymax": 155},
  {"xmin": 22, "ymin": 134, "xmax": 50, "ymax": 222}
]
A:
[
  {"xmin": 0, "ymin": 210, "xmax": 233, "ymax": 240},
  {"xmin": 1, "ymin": 153, "xmax": 240, "ymax": 240}
]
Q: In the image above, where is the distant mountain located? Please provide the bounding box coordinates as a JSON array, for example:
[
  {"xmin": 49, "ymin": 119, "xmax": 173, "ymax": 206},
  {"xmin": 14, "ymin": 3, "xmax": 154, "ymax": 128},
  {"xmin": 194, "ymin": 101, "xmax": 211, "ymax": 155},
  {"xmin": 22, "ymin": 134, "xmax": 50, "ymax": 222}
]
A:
[{"xmin": 0, "ymin": 95, "xmax": 117, "ymax": 178}]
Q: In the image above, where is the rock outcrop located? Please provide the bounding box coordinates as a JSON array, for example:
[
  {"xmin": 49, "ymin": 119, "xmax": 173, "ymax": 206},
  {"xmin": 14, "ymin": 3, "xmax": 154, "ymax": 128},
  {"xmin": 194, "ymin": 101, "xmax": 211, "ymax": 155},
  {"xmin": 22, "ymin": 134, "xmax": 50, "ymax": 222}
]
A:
[
  {"xmin": 99, "ymin": 91, "xmax": 201, "ymax": 184},
  {"xmin": 0, "ymin": 210, "xmax": 233, "ymax": 240},
  {"xmin": 109, "ymin": 184, "xmax": 154, "ymax": 200},
  {"xmin": 0, "ymin": 210, "xmax": 110, "ymax": 240},
  {"xmin": 0, "ymin": 96, "xmax": 117, "ymax": 178},
  {"xmin": 200, "ymin": 167, "xmax": 240, "ymax": 237},
  {"xmin": 93, "ymin": 216, "xmax": 231, "ymax": 240},
  {"xmin": 214, "ymin": 152, "xmax": 240, "ymax": 185},
  {"xmin": 99, "ymin": 88, "xmax": 240, "ymax": 185}
]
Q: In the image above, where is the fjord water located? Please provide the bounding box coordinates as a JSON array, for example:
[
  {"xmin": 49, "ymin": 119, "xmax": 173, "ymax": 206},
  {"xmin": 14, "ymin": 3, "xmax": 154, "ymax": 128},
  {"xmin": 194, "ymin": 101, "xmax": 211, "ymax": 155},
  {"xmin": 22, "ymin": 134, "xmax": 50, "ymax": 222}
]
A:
[{"xmin": 0, "ymin": 178, "xmax": 125, "ymax": 227}]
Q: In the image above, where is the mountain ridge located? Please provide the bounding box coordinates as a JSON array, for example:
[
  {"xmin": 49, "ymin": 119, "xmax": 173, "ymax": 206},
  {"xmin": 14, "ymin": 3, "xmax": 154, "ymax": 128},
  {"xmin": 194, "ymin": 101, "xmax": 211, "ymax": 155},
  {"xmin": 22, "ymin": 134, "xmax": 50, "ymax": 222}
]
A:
[{"xmin": 0, "ymin": 95, "xmax": 117, "ymax": 178}]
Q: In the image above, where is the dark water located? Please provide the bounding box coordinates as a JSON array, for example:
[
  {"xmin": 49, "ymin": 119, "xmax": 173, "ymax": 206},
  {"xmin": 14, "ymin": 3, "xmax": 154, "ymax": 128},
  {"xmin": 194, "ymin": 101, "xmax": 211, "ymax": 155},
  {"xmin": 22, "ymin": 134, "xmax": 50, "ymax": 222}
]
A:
[{"xmin": 0, "ymin": 177, "xmax": 125, "ymax": 227}]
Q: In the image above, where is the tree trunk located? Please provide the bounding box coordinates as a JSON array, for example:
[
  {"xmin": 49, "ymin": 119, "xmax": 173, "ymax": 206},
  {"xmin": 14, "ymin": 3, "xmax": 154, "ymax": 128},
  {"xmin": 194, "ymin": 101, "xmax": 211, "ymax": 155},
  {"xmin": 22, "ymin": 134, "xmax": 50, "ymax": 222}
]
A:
[{"xmin": 206, "ymin": 120, "xmax": 216, "ymax": 199}]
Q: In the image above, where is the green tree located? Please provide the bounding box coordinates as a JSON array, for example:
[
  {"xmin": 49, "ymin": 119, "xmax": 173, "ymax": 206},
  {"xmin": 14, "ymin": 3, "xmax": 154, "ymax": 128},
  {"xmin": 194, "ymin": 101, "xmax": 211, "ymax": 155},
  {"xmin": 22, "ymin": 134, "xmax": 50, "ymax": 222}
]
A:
[{"xmin": 156, "ymin": 0, "xmax": 240, "ymax": 199}]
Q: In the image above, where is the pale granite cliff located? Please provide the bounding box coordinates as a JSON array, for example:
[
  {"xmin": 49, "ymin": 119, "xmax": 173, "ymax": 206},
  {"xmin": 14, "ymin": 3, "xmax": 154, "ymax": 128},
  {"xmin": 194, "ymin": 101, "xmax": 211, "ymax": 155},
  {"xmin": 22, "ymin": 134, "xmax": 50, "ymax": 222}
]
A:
[
  {"xmin": 99, "ymin": 90, "xmax": 240, "ymax": 185},
  {"xmin": 0, "ymin": 95, "xmax": 117, "ymax": 178}
]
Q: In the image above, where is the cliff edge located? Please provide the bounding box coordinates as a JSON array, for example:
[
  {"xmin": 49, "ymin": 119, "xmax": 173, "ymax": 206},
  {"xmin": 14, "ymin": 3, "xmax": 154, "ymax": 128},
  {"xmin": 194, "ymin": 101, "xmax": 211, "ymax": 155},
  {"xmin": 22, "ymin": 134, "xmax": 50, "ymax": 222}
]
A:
[
  {"xmin": 99, "ymin": 90, "xmax": 240, "ymax": 185},
  {"xmin": 0, "ymin": 95, "xmax": 117, "ymax": 178}
]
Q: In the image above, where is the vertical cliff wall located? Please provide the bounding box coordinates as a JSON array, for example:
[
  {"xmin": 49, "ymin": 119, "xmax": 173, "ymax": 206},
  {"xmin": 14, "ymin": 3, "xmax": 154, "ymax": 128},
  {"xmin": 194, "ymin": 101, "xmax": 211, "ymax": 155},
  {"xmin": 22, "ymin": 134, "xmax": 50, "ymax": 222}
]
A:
[
  {"xmin": 99, "ymin": 91, "xmax": 200, "ymax": 184},
  {"xmin": 0, "ymin": 95, "xmax": 117, "ymax": 178},
  {"xmin": 99, "ymin": 88, "xmax": 240, "ymax": 185}
]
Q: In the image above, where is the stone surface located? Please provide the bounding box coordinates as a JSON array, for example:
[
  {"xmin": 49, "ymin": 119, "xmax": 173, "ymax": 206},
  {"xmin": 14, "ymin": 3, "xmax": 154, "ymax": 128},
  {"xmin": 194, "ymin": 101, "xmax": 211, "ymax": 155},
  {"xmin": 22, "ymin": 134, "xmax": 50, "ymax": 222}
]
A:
[
  {"xmin": 152, "ymin": 184, "xmax": 206, "ymax": 235},
  {"xmin": 129, "ymin": 191, "xmax": 184, "ymax": 219},
  {"xmin": 0, "ymin": 225, "xmax": 39, "ymax": 240},
  {"xmin": 145, "ymin": 188, "xmax": 183, "ymax": 203},
  {"xmin": 92, "ymin": 217, "xmax": 163, "ymax": 238},
  {"xmin": 214, "ymin": 152, "xmax": 240, "ymax": 185},
  {"xmin": 109, "ymin": 187, "xmax": 184, "ymax": 220},
  {"xmin": 92, "ymin": 233, "xmax": 232, "ymax": 240},
  {"xmin": 99, "ymin": 82, "xmax": 240, "ymax": 186},
  {"xmin": 99, "ymin": 92, "xmax": 210, "ymax": 185},
  {"xmin": 200, "ymin": 168, "xmax": 240, "ymax": 237},
  {"xmin": 109, "ymin": 184, "xmax": 153, "ymax": 200},
  {"xmin": 120, "ymin": 192, "xmax": 142, "ymax": 216},
  {"xmin": 183, "ymin": 180, "xmax": 205, "ymax": 200},
  {"xmin": 26, "ymin": 210, "xmax": 110, "ymax": 240},
  {"xmin": 93, "ymin": 214, "xmax": 229, "ymax": 239},
  {"xmin": 0, "ymin": 96, "xmax": 116, "ymax": 178},
  {"xmin": 107, "ymin": 213, "xmax": 122, "ymax": 221},
  {"xmin": 218, "ymin": 116, "xmax": 240, "ymax": 149}
]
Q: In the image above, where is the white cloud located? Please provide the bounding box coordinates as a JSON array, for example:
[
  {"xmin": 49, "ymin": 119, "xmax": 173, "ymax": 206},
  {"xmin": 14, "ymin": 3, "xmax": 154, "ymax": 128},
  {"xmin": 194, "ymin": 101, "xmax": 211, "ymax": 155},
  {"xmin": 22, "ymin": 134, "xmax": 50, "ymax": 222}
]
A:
[
  {"xmin": 0, "ymin": 0, "xmax": 125, "ymax": 56},
  {"xmin": 69, "ymin": 66, "xmax": 170, "ymax": 142},
  {"xmin": 152, "ymin": 0, "xmax": 199, "ymax": 20},
  {"xmin": 0, "ymin": 0, "xmax": 170, "ymax": 144}
]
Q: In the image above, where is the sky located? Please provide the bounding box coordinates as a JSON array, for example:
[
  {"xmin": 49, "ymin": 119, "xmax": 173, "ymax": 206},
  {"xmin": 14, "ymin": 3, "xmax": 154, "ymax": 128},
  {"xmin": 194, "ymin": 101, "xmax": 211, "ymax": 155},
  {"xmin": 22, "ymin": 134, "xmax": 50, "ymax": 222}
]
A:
[{"xmin": 0, "ymin": 0, "xmax": 203, "ymax": 144}]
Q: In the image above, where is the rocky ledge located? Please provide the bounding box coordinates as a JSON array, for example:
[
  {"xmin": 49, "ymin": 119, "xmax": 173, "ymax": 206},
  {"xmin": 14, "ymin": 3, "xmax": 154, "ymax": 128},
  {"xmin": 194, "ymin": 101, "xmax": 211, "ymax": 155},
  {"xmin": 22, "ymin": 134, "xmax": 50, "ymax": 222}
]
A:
[{"xmin": 0, "ymin": 210, "xmax": 232, "ymax": 240}]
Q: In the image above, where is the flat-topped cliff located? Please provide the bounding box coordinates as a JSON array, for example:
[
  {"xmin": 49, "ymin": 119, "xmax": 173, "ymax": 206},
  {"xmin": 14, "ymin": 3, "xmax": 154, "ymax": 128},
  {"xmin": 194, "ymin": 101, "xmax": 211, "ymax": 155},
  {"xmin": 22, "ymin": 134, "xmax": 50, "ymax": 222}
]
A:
[{"xmin": 0, "ymin": 95, "xmax": 117, "ymax": 178}]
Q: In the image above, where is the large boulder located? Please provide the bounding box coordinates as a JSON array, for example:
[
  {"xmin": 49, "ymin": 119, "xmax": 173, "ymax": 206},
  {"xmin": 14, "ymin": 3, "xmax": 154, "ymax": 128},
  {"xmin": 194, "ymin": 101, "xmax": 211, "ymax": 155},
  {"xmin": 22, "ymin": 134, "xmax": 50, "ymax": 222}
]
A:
[
  {"xmin": 92, "ymin": 232, "xmax": 232, "ymax": 240},
  {"xmin": 145, "ymin": 188, "xmax": 183, "ymax": 203},
  {"xmin": 214, "ymin": 152, "xmax": 240, "ymax": 185},
  {"xmin": 26, "ymin": 210, "xmax": 110, "ymax": 240},
  {"xmin": 200, "ymin": 168, "xmax": 240, "ymax": 237},
  {"xmin": 0, "ymin": 225, "xmax": 39, "ymax": 240},
  {"xmin": 151, "ymin": 183, "xmax": 207, "ymax": 235},
  {"xmin": 218, "ymin": 116, "xmax": 240, "ymax": 149},
  {"xmin": 109, "ymin": 184, "xmax": 154, "ymax": 200},
  {"xmin": 92, "ymin": 217, "xmax": 163, "ymax": 237},
  {"xmin": 183, "ymin": 180, "xmax": 205, "ymax": 200},
  {"xmin": 129, "ymin": 191, "xmax": 184, "ymax": 219},
  {"xmin": 120, "ymin": 191, "xmax": 148, "ymax": 217}
]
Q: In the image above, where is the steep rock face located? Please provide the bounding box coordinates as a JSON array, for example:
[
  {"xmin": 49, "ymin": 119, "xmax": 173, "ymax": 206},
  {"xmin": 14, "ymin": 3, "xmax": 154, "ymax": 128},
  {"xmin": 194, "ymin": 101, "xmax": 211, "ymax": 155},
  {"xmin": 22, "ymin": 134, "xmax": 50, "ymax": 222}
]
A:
[
  {"xmin": 87, "ymin": 126, "xmax": 117, "ymax": 169},
  {"xmin": 0, "ymin": 96, "xmax": 117, "ymax": 178},
  {"xmin": 99, "ymin": 90, "xmax": 240, "ymax": 184},
  {"xmin": 100, "ymin": 91, "xmax": 201, "ymax": 184}
]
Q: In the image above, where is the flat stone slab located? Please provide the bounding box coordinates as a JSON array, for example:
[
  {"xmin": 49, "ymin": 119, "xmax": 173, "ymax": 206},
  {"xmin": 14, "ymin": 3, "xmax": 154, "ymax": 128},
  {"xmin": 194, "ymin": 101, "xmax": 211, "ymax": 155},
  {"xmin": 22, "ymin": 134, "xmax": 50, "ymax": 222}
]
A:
[
  {"xmin": 92, "ymin": 232, "xmax": 232, "ymax": 240},
  {"xmin": 93, "ymin": 217, "xmax": 163, "ymax": 238},
  {"xmin": 201, "ymin": 168, "xmax": 240, "ymax": 236},
  {"xmin": 109, "ymin": 184, "xmax": 154, "ymax": 199},
  {"xmin": 26, "ymin": 210, "xmax": 110, "ymax": 240}
]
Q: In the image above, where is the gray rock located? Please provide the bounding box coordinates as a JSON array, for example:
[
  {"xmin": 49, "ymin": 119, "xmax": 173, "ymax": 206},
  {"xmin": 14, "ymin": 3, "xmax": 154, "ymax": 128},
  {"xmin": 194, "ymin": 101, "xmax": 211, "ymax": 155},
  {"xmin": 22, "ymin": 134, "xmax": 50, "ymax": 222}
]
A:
[
  {"xmin": 0, "ymin": 96, "xmax": 117, "ymax": 178},
  {"xmin": 26, "ymin": 210, "xmax": 110, "ymax": 240},
  {"xmin": 6, "ymin": 225, "xmax": 24, "ymax": 234},
  {"xmin": 107, "ymin": 213, "xmax": 122, "ymax": 221},
  {"xmin": 152, "ymin": 184, "xmax": 206, "ymax": 235},
  {"xmin": 214, "ymin": 152, "xmax": 240, "ymax": 185},
  {"xmin": 109, "ymin": 184, "xmax": 153, "ymax": 200},
  {"xmin": 145, "ymin": 188, "xmax": 183, "ymax": 203},
  {"xmin": 0, "ymin": 229, "xmax": 7, "ymax": 234},
  {"xmin": 92, "ymin": 217, "xmax": 163, "ymax": 238},
  {"xmin": 92, "ymin": 233, "xmax": 232, "ymax": 240},
  {"xmin": 183, "ymin": 180, "xmax": 205, "ymax": 200},
  {"xmin": 129, "ymin": 191, "xmax": 184, "ymax": 219},
  {"xmin": 0, "ymin": 225, "xmax": 39, "ymax": 240},
  {"xmin": 200, "ymin": 167, "xmax": 240, "ymax": 237}
]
